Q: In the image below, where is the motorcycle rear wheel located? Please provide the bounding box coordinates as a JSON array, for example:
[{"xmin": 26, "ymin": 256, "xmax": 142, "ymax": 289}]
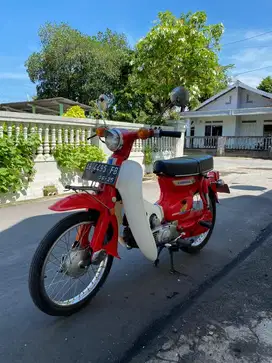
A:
[
  {"xmin": 180, "ymin": 190, "xmax": 216, "ymax": 254},
  {"xmin": 28, "ymin": 211, "xmax": 113, "ymax": 316}
]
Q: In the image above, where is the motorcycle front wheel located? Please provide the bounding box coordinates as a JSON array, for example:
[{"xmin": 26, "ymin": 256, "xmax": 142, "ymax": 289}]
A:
[{"xmin": 28, "ymin": 211, "xmax": 113, "ymax": 316}]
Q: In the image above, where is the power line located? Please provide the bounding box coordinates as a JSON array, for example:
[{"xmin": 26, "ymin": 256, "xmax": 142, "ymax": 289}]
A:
[
  {"xmin": 223, "ymin": 30, "xmax": 272, "ymax": 46},
  {"xmin": 233, "ymin": 65, "xmax": 272, "ymax": 77},
  {"xmin": 220, "ymin": 45, "xmax": 272, "ymax": 52}
]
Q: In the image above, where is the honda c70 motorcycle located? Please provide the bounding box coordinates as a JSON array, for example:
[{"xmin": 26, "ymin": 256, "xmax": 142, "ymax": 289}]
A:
[{"xmin": 29, "ymin": 87, "xmax": 230, "ymax": 316}]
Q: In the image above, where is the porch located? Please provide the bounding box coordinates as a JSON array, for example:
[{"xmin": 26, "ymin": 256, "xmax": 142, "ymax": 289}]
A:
[
  {"xmin": 181, "ymin": 107, "xmax": 272, "ymax": 157},
  {"xmin": 184, "ymin": 109, "xmax": 272, "ymax": 136}
]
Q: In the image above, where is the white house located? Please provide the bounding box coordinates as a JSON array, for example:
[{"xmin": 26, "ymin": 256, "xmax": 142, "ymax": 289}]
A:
[{"xmin": 181, "ymin": 80, "xmax": 272, "ymax": 152}]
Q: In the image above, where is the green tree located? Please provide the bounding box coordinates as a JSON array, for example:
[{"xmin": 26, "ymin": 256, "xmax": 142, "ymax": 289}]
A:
[
  {"xmin": 130, "ymin": 11, "xmax": 232, "ymax": 118},
  {"xmin": 257, "ymin": 76, "xmax": 272, "ymax": 93},
  {"xmin": 25, "ymin": 23, "xmax": 130, "ymax": 104}
]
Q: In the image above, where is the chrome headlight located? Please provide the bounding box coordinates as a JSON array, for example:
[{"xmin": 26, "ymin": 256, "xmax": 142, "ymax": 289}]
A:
[{"xmin": 105, "ymin": 129, "xmax": 123, "ymax": 152}]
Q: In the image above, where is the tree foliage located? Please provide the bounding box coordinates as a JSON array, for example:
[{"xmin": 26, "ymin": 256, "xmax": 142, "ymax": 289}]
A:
[
  {"xmin": 26, "ymin": 12, "xmax": 232, "ymax": 123},
  {"xmin": 130, "ymin": 11, "xmax": 232, "ymax": 114},
  {"xmin": 26, "ymin": 24, "xmax": 131, "ymax": 104},
  {"xmin": 257, "ymin": 76, "xmax": 272, "ymax": 94}
]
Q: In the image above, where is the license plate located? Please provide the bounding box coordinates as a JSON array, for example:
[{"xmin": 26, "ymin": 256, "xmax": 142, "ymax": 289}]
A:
[{"xmin": 82, "ymin": 162, "xmax": 120, "ymax": 185}]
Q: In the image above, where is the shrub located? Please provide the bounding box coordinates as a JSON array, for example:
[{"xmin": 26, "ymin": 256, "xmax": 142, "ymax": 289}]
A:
[
  {"xmin": 53, "ymin": 144, "xmax": 106, "ymax": 172},
  {"xmin": 143, "ymin": 145, "xmax": 153, "ymax": 166},
  {"xmin": 43, "ymin": 185, "xmax": 58, "ymax": 196},
  {"xmin": 63, "ymin": 106, "xmax": 86, "ymax": 118},
  {"xmin": 0, "ymin": 133, "xmax": 41, "ymax": 194}
]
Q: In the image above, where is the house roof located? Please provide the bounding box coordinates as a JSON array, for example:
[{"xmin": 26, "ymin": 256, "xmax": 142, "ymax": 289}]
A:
[
  {"xmin": 0, "ymin": 97, "xmax": 92, "ymax": 115},
  {"xmin": 195, "ymin": 80, "xmax": 272, "ymax": 111}
]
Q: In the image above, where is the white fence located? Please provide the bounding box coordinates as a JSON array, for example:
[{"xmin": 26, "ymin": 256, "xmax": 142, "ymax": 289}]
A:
[
  {"xmin": 0, "ymin": 111, "xmax": 179, "ymax": 159},
  {"xmin": 185, "ymin": 136, "xmax": 272, "ymax": 151},
  {"xmin": 0, "ymin": 111, "xmax": 185, "ymax": 203}
]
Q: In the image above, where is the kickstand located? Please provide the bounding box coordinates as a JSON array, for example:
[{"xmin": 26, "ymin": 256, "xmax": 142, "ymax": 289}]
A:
[
  {"xmin": 154, "ymin": 245, "xmax": 164, "ymax": 267},
  {"xmin": 169, "ymin": 248, "xmax": 180, "ymax": 275}
]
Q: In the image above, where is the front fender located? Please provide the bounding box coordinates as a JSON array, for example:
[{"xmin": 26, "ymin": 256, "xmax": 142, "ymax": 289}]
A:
[
  {"xmin": 49, "ymin": 193, "xmax": 120, "ymax": 258},
  {"xmin": 49, "ymin": 193, "xmax": 105, "ymax": 212}
]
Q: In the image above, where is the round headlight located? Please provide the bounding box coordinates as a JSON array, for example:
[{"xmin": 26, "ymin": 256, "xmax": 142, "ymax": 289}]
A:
[{"xmin": 105, "ymin": 129, "xmax": 123, "ymax": 152}]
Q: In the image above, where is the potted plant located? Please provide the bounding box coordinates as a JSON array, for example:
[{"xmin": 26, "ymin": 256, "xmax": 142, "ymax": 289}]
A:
[{"xmin": 143, "ymin": 145, "xmax": 153, "ymax": 175}]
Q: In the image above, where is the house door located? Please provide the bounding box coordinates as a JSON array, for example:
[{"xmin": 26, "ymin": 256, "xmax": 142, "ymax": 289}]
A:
[
  {"xmin": 263, "ymin": 125, "xmax": 272, "ymax": 150},
  {"xmin": 204, "ymin": 125, "xmax": 222, "ymax": 147},
  {"xmin": 205, "ymin": 125, "xmax": 223, "ymax": 136},
  {"xmin": 264, "ymin": 124, "xmax": 272, "ymax": 137}
]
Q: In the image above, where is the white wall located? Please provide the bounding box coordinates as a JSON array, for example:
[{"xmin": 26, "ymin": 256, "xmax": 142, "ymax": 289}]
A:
[
  {"xmin": 193, "ymin": 116, "xmax": 237, "ymax": 137},
  {"xmin": 198, "ymin": 89, "xmax": 238, "ymax": 111},
  {"xmin": 0, "ymin": 149, "xmax": 177, "ymax": 204},
  {"xmin": 239, "ymin": 89, "xmax": 272, "ymax": 108},
  {"xmin": 238, "ymin": 115, "xmax": 266, "ymax": 136},
  {"xmin": 0, "ymin": 154, "xmax": 144, "ymax": 204},
  {"xmin": 222, "ymin": 116, "xmax": 236, "ymax": 136}
]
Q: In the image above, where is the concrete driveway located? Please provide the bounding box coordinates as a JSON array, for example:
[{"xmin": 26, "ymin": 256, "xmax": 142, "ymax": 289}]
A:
[{"xmin": 0, "ymin": 157, "xmax": 271, "ymax": 363}]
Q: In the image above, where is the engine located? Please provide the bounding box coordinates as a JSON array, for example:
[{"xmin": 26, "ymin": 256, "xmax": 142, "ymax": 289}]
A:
[
  {"xmin": 150, "ymin": 214, "xmax": 179, "ymax": 245},
  {"xmin": 122, "ymin": 213, "xmax": 180, "ymax": 249}
]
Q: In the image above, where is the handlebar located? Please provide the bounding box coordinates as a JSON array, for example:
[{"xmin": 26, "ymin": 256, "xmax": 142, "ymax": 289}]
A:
[
  {"xmin": 88, "ymin": 127, "xmax": 181, "ymax": 141},
  {"xmin": 158, "ymin": 130, "xmax": 181, "ymax": 138}
]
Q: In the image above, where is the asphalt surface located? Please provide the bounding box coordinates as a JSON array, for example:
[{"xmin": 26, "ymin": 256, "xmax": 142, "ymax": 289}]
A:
[
  {"xmin": 0, "ymin": 157, "xmax": 271, "ymax": 363},
  {"xmin": 132, "ymin": 229, "xmax": 272, "ymax": 363}
]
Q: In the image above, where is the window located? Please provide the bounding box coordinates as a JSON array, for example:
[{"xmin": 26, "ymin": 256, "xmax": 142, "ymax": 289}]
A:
[
  {"xmin": 225, "ymin": 95, "xmax": 232, "ymax": 105},
  {"xmin": 246, "ymin": 94, "xmax": 253, "ymax": 103}
]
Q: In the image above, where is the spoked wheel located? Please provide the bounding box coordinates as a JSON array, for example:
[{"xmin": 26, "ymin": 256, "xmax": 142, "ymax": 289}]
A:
[
  {"xmin": 29, "ymin": 211, "xmax": 113, "ymax": 316},
  {"xmin": 180, "ymin": 190, "xmax": 216, "ymax": 254}
]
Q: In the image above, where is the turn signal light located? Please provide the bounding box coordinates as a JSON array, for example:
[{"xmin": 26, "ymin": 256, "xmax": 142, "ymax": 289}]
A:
[
  {"xmin": 138, "ymin": 128, "xmax": 153, "ymax": 139},
  {"xmin": 96, "ymin": 127, "xmax": 106, "ymax": 137}
]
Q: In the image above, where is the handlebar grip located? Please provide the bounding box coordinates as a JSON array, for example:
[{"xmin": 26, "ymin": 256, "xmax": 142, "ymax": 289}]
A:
[{"xmin": 159, "ymin": 130, "xmax": 181, "ymax": 138}]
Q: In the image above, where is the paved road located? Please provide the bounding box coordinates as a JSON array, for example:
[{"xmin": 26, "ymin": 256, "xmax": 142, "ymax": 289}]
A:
[
  {"xmin": 132, "ymin": 230, "xmax": 272, "ymax": 363},
  {"xmin": 0, "ymin": 158, "xmax": 271, "ymax": 363}
]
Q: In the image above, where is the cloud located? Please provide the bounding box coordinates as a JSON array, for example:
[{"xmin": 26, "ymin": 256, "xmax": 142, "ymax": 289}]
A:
[
  {"xmin": 0, "ymin": 72, "xmax": 29, "ymax": 80},
  {"xmin": 233, "ymin": 72, "xmax": 271, "ymax": 88},
  {"xmin": 221, "ymin": 28, "xmax": 272, "ymax": 88},
  {"xmin": 230, "ymin": 48, "xmax": 270, "ymax": 64}
]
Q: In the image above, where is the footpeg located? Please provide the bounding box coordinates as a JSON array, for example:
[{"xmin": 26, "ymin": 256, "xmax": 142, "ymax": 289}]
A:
[{"xmin": 198, "ymin": 220, "xmax": 212, "ymax": 229}]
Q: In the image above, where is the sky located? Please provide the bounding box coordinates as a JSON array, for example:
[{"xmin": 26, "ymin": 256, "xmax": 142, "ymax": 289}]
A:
[{"xmin": 0, "ymin": 0, "xmax": 272, "ymax": 102}]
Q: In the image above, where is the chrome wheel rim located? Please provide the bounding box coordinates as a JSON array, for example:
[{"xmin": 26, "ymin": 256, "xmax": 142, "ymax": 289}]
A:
[
  {"xmin": 41, "ymin": 222, "xmax": 108, "ymax": 306},
  {"xmin": 190, "ymin": 230, "xmax": 209, "ymax": 247},
  {"xmin": 188, "ymin": 193, "xmax": 212, "ymax": 247}
]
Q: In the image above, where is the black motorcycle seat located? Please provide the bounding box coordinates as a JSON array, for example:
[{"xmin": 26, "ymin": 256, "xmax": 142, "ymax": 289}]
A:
[{"xmin": 153, "ymin": 155, "xmax": 213, "ymax": 177}]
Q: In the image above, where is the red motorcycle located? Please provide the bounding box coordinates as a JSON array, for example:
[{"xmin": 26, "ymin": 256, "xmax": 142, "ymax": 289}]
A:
[{"xmin": 29, "ymin": 87, "xmax": 230, "ymax": 316}]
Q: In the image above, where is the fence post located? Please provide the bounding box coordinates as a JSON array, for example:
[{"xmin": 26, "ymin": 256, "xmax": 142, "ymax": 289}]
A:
[
  {"xmin": 269, "ymin": 146, "xmax": 272, "ymax": 159},
  {"xmin": 168, "ymin": 120, "xmax": 186, "ymax": 157},
  {"xmin": 217, "ymin": 136, "xmax": 227, "ymax": 156}
]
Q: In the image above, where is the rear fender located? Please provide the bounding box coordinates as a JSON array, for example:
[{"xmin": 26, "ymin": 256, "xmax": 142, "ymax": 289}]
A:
[
  {"xmin": 49, "ymin": 193, "xmax": 119, "ymax": 258},
  {"xmin": 209, "ymin": 182, "xmax": 219, "ymax": 203},
  {"xmin": 207, "ymin": 170, "xmax": 230, "ymax": 203}
]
